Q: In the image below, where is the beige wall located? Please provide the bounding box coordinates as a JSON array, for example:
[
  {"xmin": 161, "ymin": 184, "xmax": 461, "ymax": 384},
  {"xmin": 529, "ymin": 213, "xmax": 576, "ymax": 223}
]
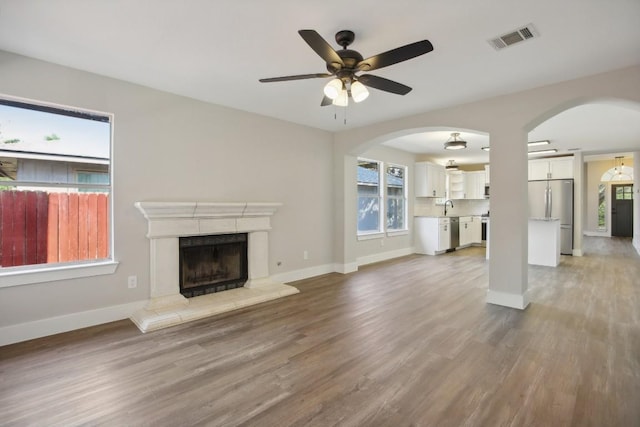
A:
[{"xmin": 0, "ymin": 51, "xmax": 334, "ymax": 335}]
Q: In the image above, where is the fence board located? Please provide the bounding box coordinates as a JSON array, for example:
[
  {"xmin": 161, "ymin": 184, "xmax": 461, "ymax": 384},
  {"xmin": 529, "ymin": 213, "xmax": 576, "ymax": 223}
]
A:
[
  {"xmin": 58, "ymin": 193, "xmax": 70, "ymax": 262},
  {"xmin": 78, "ymin": 195, "xmax": 89, "ymax": 260},
  {"xmin": 68, "ymin": 193, "xmax": 79, "ymax": 261},
  {"xmin": 12, "ymin": 191, "xmax": 26, "ymax": 266},
  {"xmin": 25, "ymin": 191, "xmax": 38, "ymax": 265},
  {"xmin": 47, "ymin": 193, "xmax": 60, "ymax": 263},
  {"xmin": 36, "ymin": 192, "xmax": 48, "ymax": 264},
  {"xmin": 87, "ymin": 194, "xmax": 98, "ymax": 259},
  {"xmin": 97, "ymin": 194, "xmax": 108, "ymax": 258},
  {"xmin": 1, "ymin": 192, "xmax": 15, "ymax": 266}
]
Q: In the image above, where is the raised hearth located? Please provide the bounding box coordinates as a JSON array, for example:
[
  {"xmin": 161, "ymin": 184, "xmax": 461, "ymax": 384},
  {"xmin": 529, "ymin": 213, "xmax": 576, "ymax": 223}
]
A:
[{"xmin": 131, "ymin": 201, "xmax": 299, "ymax": 332}]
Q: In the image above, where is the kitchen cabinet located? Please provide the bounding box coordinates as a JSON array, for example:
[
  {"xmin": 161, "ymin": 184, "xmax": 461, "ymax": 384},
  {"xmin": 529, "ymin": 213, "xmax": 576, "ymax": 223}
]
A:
[
  {"xmin": 415, "ymin": 217, "xmax": 450, "ymax": 255},
  {"xmin": 415, "ymin": 162, "xmax": 446, "ymax": 197},
  {"xmin": 459, "ymin": 216, "xmax": 473, "ymax": 247},
  {"xmin": 447, "ymin": 171, "xmax": 465, "ymax": 199},
  {"xmin": 471, "ymin": 216, "xmax": 482, "ymax": 243},
  {"xmin": 484, "ymin": 164, "xmax": 490, "ymax": 184},
  {"xmin": 465, "ymin": 171, "xmax": 486, "ymax": 199},
  {"xmin": 528, "ymin": 157, "xmax": 574, "ymax": 180}
]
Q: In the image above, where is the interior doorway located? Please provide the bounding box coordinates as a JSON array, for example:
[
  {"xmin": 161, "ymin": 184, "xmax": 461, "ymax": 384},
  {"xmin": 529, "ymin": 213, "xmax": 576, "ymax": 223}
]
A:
[{"xmin": 611, "ymin": 184, "xmax": 633, "ymax": 237}]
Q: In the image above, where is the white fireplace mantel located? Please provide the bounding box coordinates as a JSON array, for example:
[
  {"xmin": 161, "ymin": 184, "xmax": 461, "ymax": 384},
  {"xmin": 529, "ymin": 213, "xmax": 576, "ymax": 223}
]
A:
[{"xmin": 131, "ymin": 201, "xmax": 299, "ymax": 333}]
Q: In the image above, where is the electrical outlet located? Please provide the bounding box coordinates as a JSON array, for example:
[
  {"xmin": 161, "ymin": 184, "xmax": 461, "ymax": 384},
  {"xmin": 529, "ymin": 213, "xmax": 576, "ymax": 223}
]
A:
[
  {"xmin": 303, "ymin": 250, "xmax": 309, "ymax": 260},
  {"xmin": 127, "ymin": 275, "xmax": 137, "ymax": 289}
]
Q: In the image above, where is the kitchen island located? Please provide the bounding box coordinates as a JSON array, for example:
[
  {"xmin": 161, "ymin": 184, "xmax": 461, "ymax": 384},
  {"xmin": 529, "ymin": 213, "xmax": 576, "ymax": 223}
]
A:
[{"xmin": 528, "ymin": 218, "xmax": 561, "ymax": 267}]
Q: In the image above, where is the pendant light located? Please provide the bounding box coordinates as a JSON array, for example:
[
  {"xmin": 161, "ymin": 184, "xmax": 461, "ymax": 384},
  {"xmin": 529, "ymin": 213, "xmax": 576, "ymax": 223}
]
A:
[
  {"xmin": 444, "ymin": 132, "xmax": 467, "ymax": 150},
  {"xmin": 445, "ymin": 160, "xmax": 459, "ymax": 171}
]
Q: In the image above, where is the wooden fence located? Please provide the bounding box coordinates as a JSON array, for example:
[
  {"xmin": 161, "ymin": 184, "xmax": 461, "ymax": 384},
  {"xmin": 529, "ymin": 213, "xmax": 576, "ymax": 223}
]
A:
[{"xmin": 0, "ymin": 190, "xmax": 109, "ymax": 267}]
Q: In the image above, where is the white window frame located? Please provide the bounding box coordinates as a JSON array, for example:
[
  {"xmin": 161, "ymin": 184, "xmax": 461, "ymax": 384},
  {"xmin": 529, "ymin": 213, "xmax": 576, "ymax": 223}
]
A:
[
  {"xmin": 357, "ymin": 158, "xmax": 409, "ymax": 240},
  {"xmin": 357, "ymin": 158, "xmax": 384, "ymax": 238},
  {"xmin": 385, "ymin": 163, "xmax": 408, "ymax": 236},
  {"xmin": 0, "ymin": 94, "xmax": 118, "ymax": 288}
]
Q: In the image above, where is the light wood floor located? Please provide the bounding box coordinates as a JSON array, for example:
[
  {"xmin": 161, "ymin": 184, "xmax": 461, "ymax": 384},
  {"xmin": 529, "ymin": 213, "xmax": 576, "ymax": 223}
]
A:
[{"xmin": 1, "ymin": 237, "xmax": 639, "ymax": 426}]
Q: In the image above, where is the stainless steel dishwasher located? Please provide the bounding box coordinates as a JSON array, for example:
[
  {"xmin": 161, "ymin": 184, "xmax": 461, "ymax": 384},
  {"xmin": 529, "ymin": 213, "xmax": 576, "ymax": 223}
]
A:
[{"xmin": 449, "ymin": 217, "xmax": 459, "ymax": 250}]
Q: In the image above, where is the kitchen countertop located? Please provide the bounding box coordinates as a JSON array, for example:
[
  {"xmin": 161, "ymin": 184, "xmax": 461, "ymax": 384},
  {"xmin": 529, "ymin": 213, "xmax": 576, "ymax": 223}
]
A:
[{"xmin": 529, "ymin": 217, "xmax": 560, "ymax": 221}]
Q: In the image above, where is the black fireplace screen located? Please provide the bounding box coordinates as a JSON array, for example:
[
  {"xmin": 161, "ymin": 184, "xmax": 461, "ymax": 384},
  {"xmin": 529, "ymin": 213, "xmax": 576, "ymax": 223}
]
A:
[{"xmin": 179, "ymin": 233, "xmax": 248, "ymax": 298}]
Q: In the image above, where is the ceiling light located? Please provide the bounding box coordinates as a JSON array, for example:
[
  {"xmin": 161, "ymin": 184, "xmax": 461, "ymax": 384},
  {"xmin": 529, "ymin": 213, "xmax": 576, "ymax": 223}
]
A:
[
  {"xmin": 481, "ymin": 146, "xmax": 490, "ymax": 151},
  {"xmin": 528, "ymin": 140, "xmax": 550, "ymax": 147},
  {"xmin": 528, "ymin": 148, "xmax": 558, "ymax": 156},
  {"xmin": 444, "ymin": 132, "xmax": 467, "ymax": 150},
  {"xmin": 323, "ymin": 78, "xmax": 343, "ymax": 100},
  {"xmin": 350, "ymin": 80, "xmax": 369, "ymax": 103},
  {"xmin": 445, "ymin": 160, "xmax": 459, "ymax": 171},
  {"xmin": 333, "ymin": 89, "xmax": 349, "ymax": 107}
]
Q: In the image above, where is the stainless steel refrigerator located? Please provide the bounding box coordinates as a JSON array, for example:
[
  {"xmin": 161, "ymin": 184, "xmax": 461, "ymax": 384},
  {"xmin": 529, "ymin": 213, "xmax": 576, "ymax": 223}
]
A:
[{"xmin": 528, "ymin": 179, "xmax": 574, "ymax": 255}]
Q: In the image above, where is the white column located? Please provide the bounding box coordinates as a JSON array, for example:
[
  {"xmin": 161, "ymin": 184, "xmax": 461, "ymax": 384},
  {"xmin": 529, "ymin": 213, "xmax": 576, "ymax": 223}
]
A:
[
  {"xmin": 573, "ymin": 152, "xmax": 584, "ymax": 256},
  {"xmin": 486, "ymin": 127, "xmax": 529, "ymax": 309},
  {"xmin": 634, "ymin": 152, "xmax": 640, "ymax": 254}
]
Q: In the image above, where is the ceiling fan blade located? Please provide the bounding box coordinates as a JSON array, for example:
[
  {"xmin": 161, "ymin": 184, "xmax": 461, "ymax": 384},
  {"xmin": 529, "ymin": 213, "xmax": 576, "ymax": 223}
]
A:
[
  {"xmin": 298, "ymin": 30, "xmax": 345, "ymax": 68},
  {"xmin": 320, "ymin": 96, "xmax": 333, "ymax": 106},
  {"xmin": 259, "ymin": 73, "xmax": 333, "ymax": 83},
  {"xmin": 357, "ymin": 40, "xmax": 433, "ymax": 72},
  {"xmin": 358, "ymin": 74, "xmax": 412, "ymax": 95}
]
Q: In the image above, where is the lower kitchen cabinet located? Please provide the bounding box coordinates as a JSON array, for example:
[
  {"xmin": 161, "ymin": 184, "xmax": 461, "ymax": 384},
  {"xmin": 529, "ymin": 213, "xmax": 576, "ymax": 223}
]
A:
[
  {"xmin": 459, "ymin": 216, "xmax": 473, "ymax": 247},
  {"xmin": 471, "ymin": 216, "xmax": 482, "ymax": 244},
  {"xmin": 415, "ymin": 217, "xmax": 450, "ymax": 255}
]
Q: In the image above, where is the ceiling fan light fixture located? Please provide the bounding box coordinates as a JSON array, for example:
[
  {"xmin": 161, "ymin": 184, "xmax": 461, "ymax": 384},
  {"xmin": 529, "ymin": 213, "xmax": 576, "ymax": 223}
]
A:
[
  {"xmin": 323, "ymin": 78, "xmax": 343, "ymax": 100},
  {"xmin": 333, "ymin": 89, "xmax": 349, "ymax": 107},
  {"xmin": 350, "ymin": 80, "xmax": 369, "ymax": 103},
  {"xmin": 444, "ymin": 132, "xmax": 467, "ymax": 150}
]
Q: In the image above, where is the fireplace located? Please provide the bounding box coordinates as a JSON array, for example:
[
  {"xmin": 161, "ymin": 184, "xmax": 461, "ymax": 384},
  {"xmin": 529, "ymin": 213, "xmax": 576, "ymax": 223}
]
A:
[
  {"xmin": 131, "ymin": 201, "xmax": 300, "ymax": 333},
  {"xmin": 179, "ymin": 233, "xmax": 248, "ymax": 297}
]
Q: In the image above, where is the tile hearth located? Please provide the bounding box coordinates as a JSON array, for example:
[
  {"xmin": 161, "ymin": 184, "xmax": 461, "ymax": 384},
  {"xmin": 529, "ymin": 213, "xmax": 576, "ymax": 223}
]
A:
[{"xmin": 131, "ymin": 201, "xmax": 299, "ymax": 332}]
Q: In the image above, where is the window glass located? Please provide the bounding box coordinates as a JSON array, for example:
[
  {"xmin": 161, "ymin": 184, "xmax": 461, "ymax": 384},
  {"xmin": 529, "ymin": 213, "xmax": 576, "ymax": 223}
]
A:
[
  {"xmin": 357, "ymin": 160, "xmax": 382, "ymax": 233},
  {"xmin": 0, "ymin": 97, "xmax": 112, "ymax": 269},
  {"xmin": 597, "ymin": 183, "xmax": 605, "ymax": 230},
  {"xmin": 386, "ymin": 165, "xmax": 406, "ymax": 230}
]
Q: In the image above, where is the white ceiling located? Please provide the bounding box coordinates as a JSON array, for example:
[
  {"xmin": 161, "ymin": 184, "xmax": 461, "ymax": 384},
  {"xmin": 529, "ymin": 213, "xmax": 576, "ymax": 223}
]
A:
[{"xmin": 0, "ymin": 0, "xmax": 639, "ymax": 163}]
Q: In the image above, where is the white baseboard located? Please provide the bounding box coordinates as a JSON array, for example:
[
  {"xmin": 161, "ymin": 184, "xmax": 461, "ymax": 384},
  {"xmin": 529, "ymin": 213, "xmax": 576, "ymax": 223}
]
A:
[
  {"xmin": 333, "ymin": 262, "xmax": 358, "ymax": 274},
  {"xmin": 356, "ymin": 247, "xmax": 414, "ymax": 267},
  {"xmin": 583, "ymin": 231, "xmax": 610, "ymax": 237},
  {"xmin": 270, "ymin": 263, "xmax": 335, "ymax": 284},
  {"xmin": 486, "ymin": 289, "xmax": 530, "ymax": 310},
  {"xmin": 0, "ymin": 300, "xmax": 147, "ymax": 347}
]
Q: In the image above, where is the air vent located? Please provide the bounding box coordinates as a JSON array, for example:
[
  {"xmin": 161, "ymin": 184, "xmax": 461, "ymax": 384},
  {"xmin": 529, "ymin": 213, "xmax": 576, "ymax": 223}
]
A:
[{"xmin": 489, "ymin": 24, "xmax": 539, "ymax": 50}]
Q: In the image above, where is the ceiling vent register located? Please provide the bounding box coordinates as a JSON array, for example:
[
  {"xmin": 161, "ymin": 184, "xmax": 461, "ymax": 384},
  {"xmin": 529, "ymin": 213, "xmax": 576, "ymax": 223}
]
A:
[{"xmin": 489, "ymin": 24, "xmax": 538, "ymax": 50}]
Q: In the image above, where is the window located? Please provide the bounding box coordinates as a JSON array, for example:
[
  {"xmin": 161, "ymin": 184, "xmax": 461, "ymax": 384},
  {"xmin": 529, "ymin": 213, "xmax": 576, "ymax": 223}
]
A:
[
  {"xmin": 386, "ymin": 164, "xmax": 407, "ymax": 231},
  {"xmin": 598, "ymin": 183, "xmax": 606, "ymax": 230},
  {"xmin": 0, "ymin": 96, "xmax": 115, "ymax": 285},
  {"xmin": 357, "ymin": 159, "xmax": 382, "ymax": 234},
  {"xmin": 357, "ymin": 158, "xmax": 408, "ymax": 237},
  {"xmin": 615, "ymin": 185, "xmax": 633, "ymax": 200}
]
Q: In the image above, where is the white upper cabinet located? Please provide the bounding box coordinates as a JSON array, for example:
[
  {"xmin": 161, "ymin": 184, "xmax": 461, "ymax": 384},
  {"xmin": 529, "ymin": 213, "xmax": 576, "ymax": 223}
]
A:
[
  {"xmin": 415, "ymin": 162, "xmax": 446, "ymax": 197},
  {"xmin": 484, "ymin": 164, "xmax": 490, "ymax": 184},
  {"xmin": 528, "ymin": 157, "xmax": 574, "ymax": 180},
  {"xmin": 464, "ymin": 171, "xmax": 486, "ymax": 199}
]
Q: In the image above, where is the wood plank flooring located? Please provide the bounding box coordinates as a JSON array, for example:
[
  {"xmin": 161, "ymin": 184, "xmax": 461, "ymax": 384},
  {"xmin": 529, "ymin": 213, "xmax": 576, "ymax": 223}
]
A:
[{"xmin": 1, "ymin": 236, "xmax": 639, "ymax": 426}]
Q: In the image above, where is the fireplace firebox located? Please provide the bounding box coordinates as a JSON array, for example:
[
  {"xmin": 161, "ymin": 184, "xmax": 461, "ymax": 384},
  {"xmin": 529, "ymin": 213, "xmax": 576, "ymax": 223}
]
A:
[{"xmin": 179, "ymin": 233, "xmax": 248, "ymax": 298}]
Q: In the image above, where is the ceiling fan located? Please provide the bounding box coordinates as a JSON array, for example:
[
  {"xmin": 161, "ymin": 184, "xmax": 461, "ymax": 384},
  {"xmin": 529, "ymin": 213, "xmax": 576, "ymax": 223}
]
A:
[{"xmin": 259, "ymin": 29, "xmax": 434, "ymax": 107}]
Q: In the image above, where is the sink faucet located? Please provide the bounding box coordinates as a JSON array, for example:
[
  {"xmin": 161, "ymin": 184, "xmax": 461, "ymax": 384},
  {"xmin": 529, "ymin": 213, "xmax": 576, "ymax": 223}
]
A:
[{"xmin": 444, "ymin": 199, "xmax": 454, "ymax": 216}]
